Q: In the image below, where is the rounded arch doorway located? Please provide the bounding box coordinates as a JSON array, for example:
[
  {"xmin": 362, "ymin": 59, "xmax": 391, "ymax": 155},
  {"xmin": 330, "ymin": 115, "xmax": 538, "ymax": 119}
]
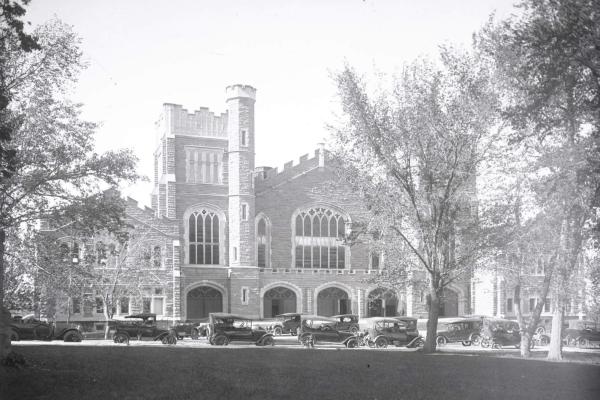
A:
[
  {"xmin": 317, "ymin": 287, "xmax": 351, "ymax": 317},
  {"xmin": 263, "ymin": 287, "xmax": 297, "ymax": 318},
  {"xmin": 187, "ymin": 286, "xmax": 223, "ymax": 320}
]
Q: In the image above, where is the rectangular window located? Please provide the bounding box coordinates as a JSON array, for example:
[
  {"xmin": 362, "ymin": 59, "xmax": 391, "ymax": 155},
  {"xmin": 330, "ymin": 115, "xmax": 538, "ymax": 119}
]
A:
[
  {"xmin": 143, "ymin": 297, "xmax": 151, "ymax": 314},
  {"xmin": 241, "ymin": 287, "xmax": 249, "ymax": 305},
  {"xmin": 544, "ymin": 298, "xmax": 550, "ymax": 312},
  {"xmin": 83, "ymin": 294, "xmax": 93, "ymax": 317},
  {"xmin": 295, "ymin": 246, "xmax": 303, "ymax": 268},
  {"xmin": 241, "ymin": 204, "xmax": 248, "ymax": 221},
  {"xmin": 529, "ymin": 298, "xmax": 536, "ymax": 313},
  {"xmin": 506, "ymin": 298, "xmax": 513, "ymax": 313},
  {"xmin": 337, "ymin": 247, "xmax": 345, "ymax": 269},
  {"xmin": 257, "ymin": 244, "xmax": 266, "ymax": 268},
  {"xmin": 152, "ymin": 298, "xmax": 164, "ymax": 315},
  {"xmin": 241, "ymin": 130, "xmax": 247, "ymax": 146},
  {"xmin": 120, "ymin": 297, "xmax": 129, "ymax": 315},
  {"xmin": 72, "ymin": 298, "xmax": 81, "ymax": 314},
  {"xmin": 371, "ymin": 253, "xmax": 380, "ymax": 270},
  {"xmin": 185, "ymin": 148, "xmax": 223, "ymax": 184},
  {"xmin": 233, "ymin": 247, "xmax": 238, "ymax": 261},
  {"xmin": 155, "ymin": 288, "xmax": 163, "ymax": 295},
  {"xmin": 96, "ymin": 297, "xmax": 103, "ymax": 314}
]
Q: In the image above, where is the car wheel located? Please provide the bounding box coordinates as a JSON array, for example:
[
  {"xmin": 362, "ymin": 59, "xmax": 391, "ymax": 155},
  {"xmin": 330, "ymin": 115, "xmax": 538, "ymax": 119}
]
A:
[
  {"xmin": 301, "ymin": 334, "xmax": 314, "ymax": 348},
  {"xmin": 9, "ymin": 330, "xmax": 19, "ymax": 342},
  {"xmin": 273, "ymin": 327, "xmax": 283, "ymax": 336},
  {"xmin": 346, "ymin": 338, "xmax": 359, "ymax": 348},
  {"xmin": 162, "ymin": 335, "xmax": 177, "ymax": 345},
  {"xmin": 262, "ymin": 336, "xmax": 275, "ymax": 346},
  {"xmin": 435, "ymin": 336, "xmax": 447, "ymax": 346},
  {"xmin": 350, "ymin": 326, "xmax": 359, "ymax": 334},
  {"xmin": 540, "ymin": 335, "xmax": 550, "ymax": 346},
  {"xmin": 213, "ymin": 335, "xmax": 229, "ymax": 346},
  {"xmin": 578, "ymin": 338, "xmax": 590, "ymax": 349},
  {"xmin": 191, "ymin": 329, "xmax": 199, "ymax": 340},
  {"xmin": 64, "ymin": 331, "xmax": 83, "ymax": 342},
  {"xmin": 480, "ymin": 338, "xmax": 491, "ymax": 348},
  {"xmin": 113, "ymin": 333, "xmax": 129, "ymax": 344},
  {"xmin": 470, "ymin": 334, "xmax": 481, "ymax": 346},
  {"xmin": 375, "ymin": 337, "xmax": 388, "ymax": 349}
]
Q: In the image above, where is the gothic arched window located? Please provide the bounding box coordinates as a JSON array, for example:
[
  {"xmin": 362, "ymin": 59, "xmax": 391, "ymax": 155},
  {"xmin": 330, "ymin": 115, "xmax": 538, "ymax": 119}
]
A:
[
  {"xmin": 256, "ymin": 216, "xmax": 270, "ymax": 268},
  {"xmin": 189, "ymin": 210, "xmax": 220, "ymax": 265},
  {"xmin": 293, "ymin": 207, "xmax": 347, "ymax": 269}
]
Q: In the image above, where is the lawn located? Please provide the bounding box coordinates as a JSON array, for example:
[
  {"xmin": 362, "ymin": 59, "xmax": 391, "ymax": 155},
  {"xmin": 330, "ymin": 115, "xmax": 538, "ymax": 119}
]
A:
[{"xmin": 1, "ymin": 345, "xmax": 599, "ymax": 400}]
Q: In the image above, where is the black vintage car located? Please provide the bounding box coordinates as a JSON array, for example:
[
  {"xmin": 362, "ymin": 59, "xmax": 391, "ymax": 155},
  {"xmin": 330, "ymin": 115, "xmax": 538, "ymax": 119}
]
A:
[
  {"xmin": 173, "ymin": 318, "xmax": 209, "ymax": 340},
  {"xmin": 271, "ymin": 313, "xmax": 303, "ymax": 336},
  {"xmin": 112, "ymin": 313, "xmax": 177, "ymax": 345},
  {"xmin": 358, "ymin": 317, "xmax": 423, "ymax": 348},
  {"xmin": 480, "ymin": 318, "xmax": 531, "ymax": 349},
  {"xmin": 208, "ymin": 313, "xmax": 275, "ymax": 346},
  {"xmin": 297, "ymin": 315, "xmax": 359, "ymax": 348},
  {"xmin": 435, "ymin": 317, "xmax": 483, "ymax": 346},
  {"xmin": 331, "ymin": 314, "xmax": 360, "ymax": 333},
  {"xmin": 9, "ymin": 315, "xmax": 83, "ymax": 342},
  {"xmin": 564, "ymin": 321, "xmax": 600, "ymax": 348}
]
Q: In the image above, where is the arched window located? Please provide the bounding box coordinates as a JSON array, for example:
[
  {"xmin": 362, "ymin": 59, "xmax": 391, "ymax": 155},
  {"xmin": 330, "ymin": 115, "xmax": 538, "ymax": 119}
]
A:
[
  {"xmin": 293, "ymin": 207, "xmax": 347, "ymax": 269},
  {"xmin": 189, "ymin": 210, "xmax": 220, "ymax": 265},
  {"xmin": 256, "ymin": 216, "xmax": 270, "ymax": 268},
  {"xmin": 153, "ymin": 246, "xmax": 162, "ymax": 268}
]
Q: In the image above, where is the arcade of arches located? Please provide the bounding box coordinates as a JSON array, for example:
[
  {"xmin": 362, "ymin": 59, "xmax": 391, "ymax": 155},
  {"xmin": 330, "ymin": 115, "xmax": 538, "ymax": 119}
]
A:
[
  {"xmin": 367, "ymin": 288, "xmax": 405, "ymax": 317},
  {"xmin": 186, "ymin": 286, "xmax": 222, "ymax": 319},
  {"xmin": 263, "ymin": 287, "xmax": 297, "ymax": 318}
]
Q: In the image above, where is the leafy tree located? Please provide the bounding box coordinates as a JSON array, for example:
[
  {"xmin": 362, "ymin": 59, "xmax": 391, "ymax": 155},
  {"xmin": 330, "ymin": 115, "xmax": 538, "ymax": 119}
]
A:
[
  {"xmin": 0, "ymin": 16, "xmax": 139, "ymax": 361},
  {"xmin": 477, "ymin": 0, "xmax": 600, "ymax": 360},
  {"xmin": 331, "ymin": 47, "xmax": 501, "ymax": 353}
]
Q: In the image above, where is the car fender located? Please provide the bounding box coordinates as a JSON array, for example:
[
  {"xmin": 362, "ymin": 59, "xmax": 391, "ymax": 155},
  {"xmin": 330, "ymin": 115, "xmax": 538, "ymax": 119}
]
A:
[
  {"xmin": 154, "ymin": 331, "xmax": 174, "ymax": 341},
  {"xmin": 114, "ymin": 330, "xmax": 131, "ymax": 340},
  {"xmin": 342, "ymin": 335, "xmax": 358, "ymax": 345},
  {"xmin": 406, "ymin": 336, "xmax": 424, "ymax": 348},
  {"xmin": 55, "ymin": 328, "xmax": 80, "ymax": 340},
  {"xmin": 372, "ymin": 334, "xmax": 388, "ymax": 343},
  {"xmin": 257, "ymin": 333, "xmax": 274, "ymax": 344}
]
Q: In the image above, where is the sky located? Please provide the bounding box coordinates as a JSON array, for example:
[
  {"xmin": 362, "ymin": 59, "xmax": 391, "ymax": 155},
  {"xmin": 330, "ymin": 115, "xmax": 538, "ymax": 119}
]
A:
[{"xmin": 26, "ymin": 0, "xmax": 518, "ymax": 207}]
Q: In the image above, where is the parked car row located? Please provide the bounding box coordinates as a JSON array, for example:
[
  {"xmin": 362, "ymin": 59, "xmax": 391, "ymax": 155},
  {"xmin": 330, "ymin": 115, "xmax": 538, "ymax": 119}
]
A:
[{"xmin": 9, "ymin": 315, "xmax": 83, "ymax": 342}]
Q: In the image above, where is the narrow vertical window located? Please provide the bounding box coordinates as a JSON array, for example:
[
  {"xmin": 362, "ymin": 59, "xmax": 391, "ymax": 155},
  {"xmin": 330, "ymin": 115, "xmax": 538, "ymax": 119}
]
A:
[
  {"xmin": 506, "ymin": 298, "xmax": 513, "ymax": 313},
  {"xmin": 241, "ymin": 204, "xmax": 248, "ymax": 221},
  {"xmin": 241, "ymin": 130, "xmax": 247, "ymax": 146},
  {"xmin": 233, "ymin": 247, "xmax": 238, "ymax": 261},
  {"xmin": 189, "ymin": 210, "xmax": 220, "ymax": 265},
  {"xmin": 257, "ymin": 217, "xmax": 268, "ymax": 268}
]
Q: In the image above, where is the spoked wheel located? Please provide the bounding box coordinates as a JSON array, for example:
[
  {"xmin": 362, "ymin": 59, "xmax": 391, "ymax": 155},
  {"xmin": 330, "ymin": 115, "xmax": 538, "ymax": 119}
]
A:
[
  {"xmin": 301, "ymin": 334, "xmax": 314, "ymax": 348},
  {"xmin": 213, "ymin": 335, "xmax": 229, "ymax": 346},
  {"xmin": 273, "ymin": 327, "xmax": 283, "ymax": 336},
  {"xmin": 578, "ymin": 338, "xmax": 590, "ymax": 349},
  {"xmin": 375, "ymin": 337, "xmax": 389, "ymax": 349},
  {"xmin": 261, "ymin": 336, "xmax": 275, "ymax": 346},
  {"xmin": 64, "ymin": 331, "xmax": 83, "ymax": 342},
  {"xmin": 435, "ymin": 336, "xmax": 447, "ymax": 346},
  {"xmin": 480, "ymin": 338, "xmax": 491, "ymax": 348},
  {"xmin": 113, "ymin": 333, "xmax": 129, "ymax": 344},
  {"xmin": 161, "ymin": 335, "xmax": 177, "ymax": 345},
  {"xmin": 346, "ymin": 338, "xmax": 359, "ymax": 348},
  {"xmin": 470, "ymin": 334, "xmax": 481, "ymax": 346}
]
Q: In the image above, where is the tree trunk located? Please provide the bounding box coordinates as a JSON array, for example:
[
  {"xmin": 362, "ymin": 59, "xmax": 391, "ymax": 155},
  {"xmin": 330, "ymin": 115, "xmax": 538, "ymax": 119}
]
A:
[
  {"xmin": 513, "ymin": 283, "xmax": 532, "ymax": 358},
  {"xmin": 547, "ymin": 304, "xmax": 564, "ymax": 361},
  {"xmin": 0, "ymin": 228, "xmax": 12, "ymax": 361},
  {"xmin": 423, "ymin": 289, "xmax": 440, "ymax": 354},
  {"xmin": 103, "ymin": 303, "xmax": 111, "ymax": 340}
]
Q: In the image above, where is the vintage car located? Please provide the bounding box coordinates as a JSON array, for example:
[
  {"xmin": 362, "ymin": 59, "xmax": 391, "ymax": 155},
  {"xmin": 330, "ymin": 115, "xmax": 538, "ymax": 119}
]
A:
[
  {"xmin": 564, "ymin": 321, "xmax": 600, "ymax": 348},
  {"xmin": 9, "ymin": 315, "xmax": 84, "ymax": 342},
  {"xmin": 435, "ymin": 317, "xmax": 483, "ymax": 346},
  {"xmin": 297, "ymin": 315, "xmax": 359, "ymax": 348},
  {"xmin": 479, "ymin": 318, "xmax": 530, "ymax": 349},
  {"xmin": 208, "ymin": 313, "xmax": 275, "ymax": 346},
  {"xmin": 331, "ymin": 314, "xmax": 360, "ymax": 333},
  {"xmin": 271, "ymin": 313, "xmax": 303, "ymax": 336},
  {"xmin": 173, "ymin": 318, "xmax": 209, "ymax": 340},
  {"xmin": 112, "ymin": 313, "xmax": 177, "ymax": 345},
  {"xmin": 358, "ymin": 317, "xmax": 423, "ymax": 348}
]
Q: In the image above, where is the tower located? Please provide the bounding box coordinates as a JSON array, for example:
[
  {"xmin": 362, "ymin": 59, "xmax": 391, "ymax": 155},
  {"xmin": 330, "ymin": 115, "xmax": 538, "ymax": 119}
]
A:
[{"xmin": 226, "ymin": 84, "xmax": 256, "ymax": 267}]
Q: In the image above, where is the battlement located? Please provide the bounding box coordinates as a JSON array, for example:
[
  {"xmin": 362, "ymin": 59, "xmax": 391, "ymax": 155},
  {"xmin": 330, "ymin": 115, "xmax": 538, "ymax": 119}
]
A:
[
  {"xmin": 161, "ymin": 103, "xmax": 227, "ymax": 138},
  {"xmin": 226, "ymin": 84, "xmax": 256, "ymax": 101},
  {"xmin": 255, "ymin": 146, "xmax": 328, "ymax": 191}
]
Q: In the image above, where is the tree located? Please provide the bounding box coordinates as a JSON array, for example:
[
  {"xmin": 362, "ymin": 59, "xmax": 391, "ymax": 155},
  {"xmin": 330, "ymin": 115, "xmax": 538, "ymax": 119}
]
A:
[
  {"xmin": 0, "ymin": 17, "xmax": 139, "ymax": 361},
  {"xmin": 477, "ymin": 0, "xmax": 600, "ymax": 360},
  {"xmin": 331, "ymin": 47, "xmax": 501, "ymax": 353}
]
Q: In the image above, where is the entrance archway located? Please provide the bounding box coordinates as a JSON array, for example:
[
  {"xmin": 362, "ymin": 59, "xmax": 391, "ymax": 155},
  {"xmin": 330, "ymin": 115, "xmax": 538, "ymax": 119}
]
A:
[
  {"xmin": 440, "ymin": 288, "xmax": 459, "ymax": 317},
  {"xmin": 367, "ymin": 288, "xmax": 399, "ymax": 317},
  {"xmin": 317, "ymin": 287, "xmax": 350, "ymax": 316},
  {"xmin": 263, "ymin": 287, "xmax": 297, "ymax": 318},
  {"xmin": 187, "ymin": 286, "xmax": 223, "ymax": 319}
]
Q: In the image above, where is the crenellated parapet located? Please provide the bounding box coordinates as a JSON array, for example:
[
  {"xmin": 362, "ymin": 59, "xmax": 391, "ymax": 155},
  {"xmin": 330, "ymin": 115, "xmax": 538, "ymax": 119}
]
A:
[
  {"xmin": 160, "ymin": 103, "xmax": 228, "ymax": 138},
  {"xmin": 255, "ymin": 146, "xmax": 328, "ymax": 192}
]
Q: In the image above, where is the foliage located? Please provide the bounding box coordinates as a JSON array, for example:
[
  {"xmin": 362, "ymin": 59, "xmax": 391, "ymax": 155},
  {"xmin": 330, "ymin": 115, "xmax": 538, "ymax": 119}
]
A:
[{"xmin": 331, "ymin": 47, "xmax": 501, "ymax": 352}]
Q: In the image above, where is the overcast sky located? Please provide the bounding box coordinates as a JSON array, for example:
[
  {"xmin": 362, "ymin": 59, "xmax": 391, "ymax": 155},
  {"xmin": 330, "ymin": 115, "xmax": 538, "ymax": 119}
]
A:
[{"xmin": 27, "ymin": 0, "xmax": 518, "ymax": 206}]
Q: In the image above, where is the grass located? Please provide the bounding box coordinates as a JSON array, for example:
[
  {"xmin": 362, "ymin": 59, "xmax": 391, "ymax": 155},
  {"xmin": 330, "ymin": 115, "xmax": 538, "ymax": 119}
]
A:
[{"xmin": 1, "ymin": 345, "xmax": 599, "ymax": 400}]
